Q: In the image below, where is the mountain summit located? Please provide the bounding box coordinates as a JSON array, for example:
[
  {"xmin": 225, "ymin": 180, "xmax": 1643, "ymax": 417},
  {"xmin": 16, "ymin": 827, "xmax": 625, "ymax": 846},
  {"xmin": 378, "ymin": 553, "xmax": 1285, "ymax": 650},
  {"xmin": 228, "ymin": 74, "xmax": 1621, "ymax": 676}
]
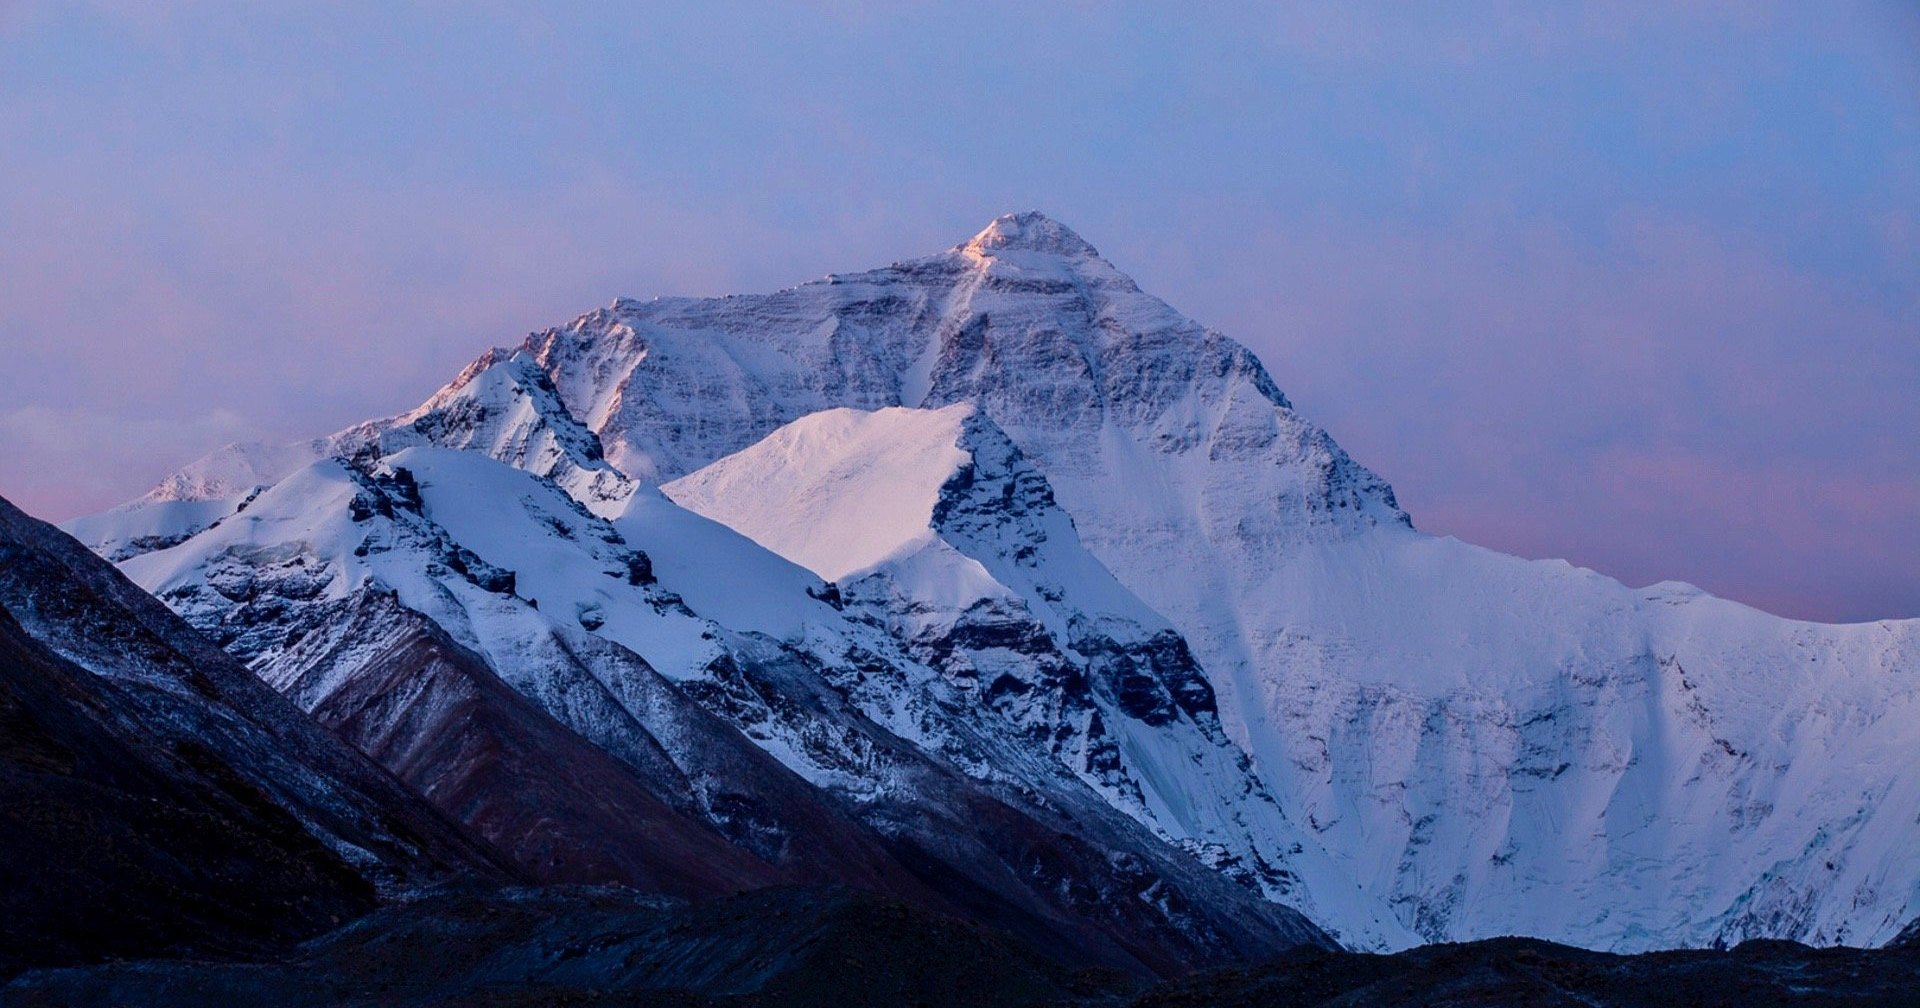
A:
[
  {"xmin": 960, "ymin": 210, "xmax": 1104, "ymax": 258},
  {"xmin": 74, "ymin": 214, "xmax": 1920, "ymax": 955}
]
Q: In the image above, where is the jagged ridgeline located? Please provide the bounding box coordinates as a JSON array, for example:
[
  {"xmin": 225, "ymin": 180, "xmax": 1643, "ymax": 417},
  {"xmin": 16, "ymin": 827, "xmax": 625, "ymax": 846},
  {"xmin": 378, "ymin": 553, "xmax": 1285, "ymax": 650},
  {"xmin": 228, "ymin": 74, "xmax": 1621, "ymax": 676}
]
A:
[{"xmin": 62, "ymin": 212, "xmax": 1920, "ymax": 962}]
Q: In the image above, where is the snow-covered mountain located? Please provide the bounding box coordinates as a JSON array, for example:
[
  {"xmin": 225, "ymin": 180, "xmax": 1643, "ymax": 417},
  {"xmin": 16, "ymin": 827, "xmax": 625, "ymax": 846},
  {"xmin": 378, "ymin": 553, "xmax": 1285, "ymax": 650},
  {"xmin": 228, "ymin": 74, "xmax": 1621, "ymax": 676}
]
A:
[
  {"xmin": 75, "ymin": 211, "xmax": 1920, "ymax": 954},
  {"xmin": 98, "ymin": 442, "xmax": 1327, "ymax": 973}
]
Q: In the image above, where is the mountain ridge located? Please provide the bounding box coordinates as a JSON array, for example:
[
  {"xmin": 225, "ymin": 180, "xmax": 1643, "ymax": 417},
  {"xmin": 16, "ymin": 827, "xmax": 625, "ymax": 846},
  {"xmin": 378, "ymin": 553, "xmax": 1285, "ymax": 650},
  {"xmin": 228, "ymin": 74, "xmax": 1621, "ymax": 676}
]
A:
[{"xmin": 69, "ymin": 211, "xmax": 1920, "ymax": 954}]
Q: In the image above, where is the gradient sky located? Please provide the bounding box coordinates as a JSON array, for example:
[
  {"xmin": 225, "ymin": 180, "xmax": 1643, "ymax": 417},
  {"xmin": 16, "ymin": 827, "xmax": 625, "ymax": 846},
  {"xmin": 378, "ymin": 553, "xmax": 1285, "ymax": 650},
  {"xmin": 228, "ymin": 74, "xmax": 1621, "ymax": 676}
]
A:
[{"xmin": 2, "ymin": 2, "xmax": 1915, "ymax": 622}]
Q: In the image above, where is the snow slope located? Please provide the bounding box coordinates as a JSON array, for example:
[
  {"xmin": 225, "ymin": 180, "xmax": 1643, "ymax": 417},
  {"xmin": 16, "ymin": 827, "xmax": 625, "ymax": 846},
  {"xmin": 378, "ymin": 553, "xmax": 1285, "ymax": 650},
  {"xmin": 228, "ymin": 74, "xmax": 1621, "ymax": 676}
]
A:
[
  {"xmin": 1213, "ymin": 533, "xmax": 1920, "ymax": 948},
  {"xmin": 665, "ymin": 405, "xmax": 974, "ymax": 582}
]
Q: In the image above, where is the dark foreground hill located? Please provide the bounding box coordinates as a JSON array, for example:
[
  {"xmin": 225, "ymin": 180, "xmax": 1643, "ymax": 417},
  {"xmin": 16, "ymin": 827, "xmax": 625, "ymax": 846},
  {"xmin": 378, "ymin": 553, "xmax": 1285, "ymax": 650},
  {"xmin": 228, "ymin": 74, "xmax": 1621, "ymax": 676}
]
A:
[
  {"xmin": 0, "ymin": 496, "xmax": 514, "ymax": 977},
  {"xmin": 1, "ymin": 886, "xmax": 1125, "ymax": 1008},
  {"xmin": 1135, "ymin": 936, "xmax": 1920, "ymax": 1008},
  {"xmin": 9, "ymin": 885, "xmax": 1920, "ymax": 1008}
]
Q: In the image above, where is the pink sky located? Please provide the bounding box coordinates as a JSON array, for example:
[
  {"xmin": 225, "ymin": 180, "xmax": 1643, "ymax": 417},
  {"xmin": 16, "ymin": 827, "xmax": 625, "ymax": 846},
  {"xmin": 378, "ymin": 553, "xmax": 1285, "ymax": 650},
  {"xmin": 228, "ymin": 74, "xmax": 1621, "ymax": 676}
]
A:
[{"xmin": 1, "ymin": 2, "xmax": 1915, "ymax": 622}]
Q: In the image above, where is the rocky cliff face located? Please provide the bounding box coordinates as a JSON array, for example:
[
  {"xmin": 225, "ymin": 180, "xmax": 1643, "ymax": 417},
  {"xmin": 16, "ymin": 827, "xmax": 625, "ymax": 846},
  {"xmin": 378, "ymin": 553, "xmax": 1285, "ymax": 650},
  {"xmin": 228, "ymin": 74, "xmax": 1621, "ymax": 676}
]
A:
[{"xmin": 78, "ymin": 212, "xmax": 1920, "ymax": 953}]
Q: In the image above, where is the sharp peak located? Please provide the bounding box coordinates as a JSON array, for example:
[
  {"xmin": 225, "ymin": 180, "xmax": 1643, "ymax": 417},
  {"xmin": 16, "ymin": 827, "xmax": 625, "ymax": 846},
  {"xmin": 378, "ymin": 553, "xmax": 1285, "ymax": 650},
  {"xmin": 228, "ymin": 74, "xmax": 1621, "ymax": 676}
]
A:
[
  {"xmin": 432, "ymin": 345, "xmax": 538, "ymax": 395},
  {"xmin": 960, "ymin": 211, "xmax": 1101, "ymax": 259}
]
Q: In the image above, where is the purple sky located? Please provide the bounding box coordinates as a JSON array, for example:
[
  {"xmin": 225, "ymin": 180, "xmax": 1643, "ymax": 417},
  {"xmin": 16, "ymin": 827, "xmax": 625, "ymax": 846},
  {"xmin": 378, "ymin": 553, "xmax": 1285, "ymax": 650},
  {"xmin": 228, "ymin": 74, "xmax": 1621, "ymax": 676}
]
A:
[{"xmin": 2, "ymin": 3, "xmax": 1915, "ymax": 622}]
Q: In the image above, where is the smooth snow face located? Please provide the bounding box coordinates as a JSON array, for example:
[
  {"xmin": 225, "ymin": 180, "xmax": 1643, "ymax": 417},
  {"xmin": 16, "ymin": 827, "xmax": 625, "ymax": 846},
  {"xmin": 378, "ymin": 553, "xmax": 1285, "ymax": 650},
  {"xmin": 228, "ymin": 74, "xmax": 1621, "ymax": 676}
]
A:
[
  {"xmin": 664, "ymin": 404, "xmax": 974, "ymax": 583},
  {"xmin": 65, "ymin": 439, "xmax": 331, "ymax": 559},
  {"xmin": 613, "ymin": 488, "xmax": 830, "ymax": 642},
  {"xmin": 670, "ymin": 403, "xmax": 1171, "ymax": 644}
]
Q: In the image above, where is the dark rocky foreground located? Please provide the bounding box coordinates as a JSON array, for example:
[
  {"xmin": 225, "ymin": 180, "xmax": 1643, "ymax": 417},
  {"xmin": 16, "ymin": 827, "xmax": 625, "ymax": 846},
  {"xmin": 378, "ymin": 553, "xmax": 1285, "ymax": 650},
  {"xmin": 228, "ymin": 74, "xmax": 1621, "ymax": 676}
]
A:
[
  {"xmin": 0, "ymin": 498, "xmax": 514, "ymax": 978},
  {"xmin": 1137, "ymin": 935, "xmax": 1920, "ymax": 1008},
  {"xmin": 0, "ymin": 885, "xmax": 1125, "ymax": 1008},
  {"xmin": 8, "ymin": 884, "xmax": 1919, "ymax": 1008}
]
